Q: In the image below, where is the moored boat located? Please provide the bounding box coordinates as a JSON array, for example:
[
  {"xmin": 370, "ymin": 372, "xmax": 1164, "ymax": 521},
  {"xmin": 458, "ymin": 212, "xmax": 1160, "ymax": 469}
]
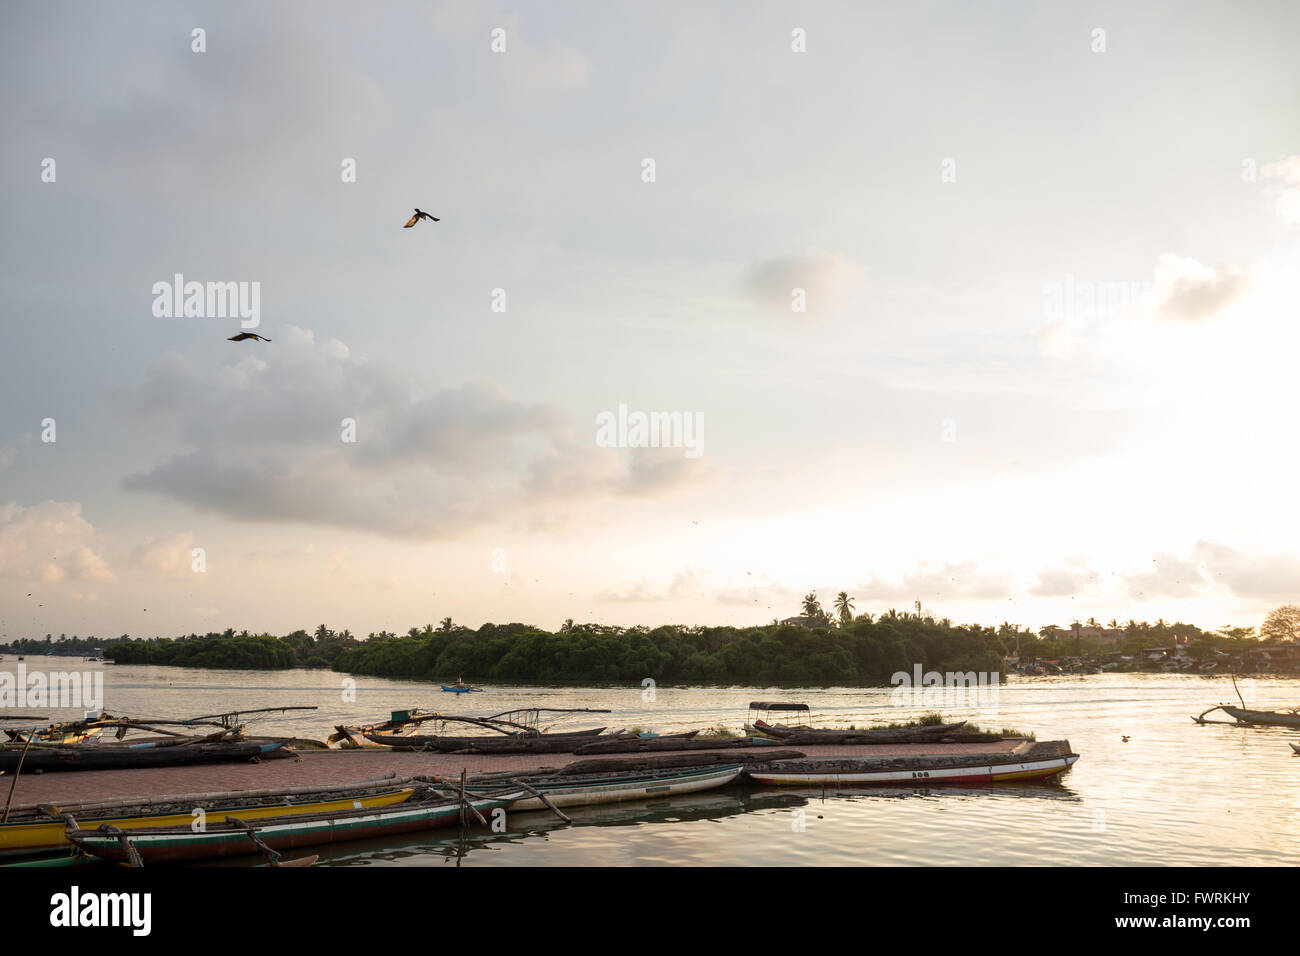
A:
[
  {"xmin": 0, "ymin": 739, "xmax": 283, "ymax": 773},
  {"xmin": 441, "ymin": 763, "xmax": 746, "ymax": 811},
  {"xmin": 746, "ymin": 740, "xmax": 1079, "ymax": 787},
  {"xmin": 368, "ymin": 727, "xmax": 610, "ymax": 753},
  {"xmin": 745, "ymin": 701, "xmax": 813, "ymax": 738},
  {"xmin": 0, "ymin": 780, "xmax": 417, "ymax": 859},
  {"xmin": 1194, "ymin": 704, "xmax": 1300, "ymax": 728},
  {"xmin": 65, "ymin": 787, "xmax": 523, "ymax": 865}
]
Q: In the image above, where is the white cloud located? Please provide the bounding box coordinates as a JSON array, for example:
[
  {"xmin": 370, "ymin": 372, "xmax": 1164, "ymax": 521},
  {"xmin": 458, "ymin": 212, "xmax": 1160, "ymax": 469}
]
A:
[
  {"xmin": 742, "ymin": 251, "xmax": 866, "ymax": 318},
  {"xmin": 0, "ymin": 501, "xmax": 115, "ymax": 585},
  {"xmin": 119, "ymin": 332, "xmax": 702, "ymax": 539},
  {"xmin": 1152, "ymin": 254, "xmax": 1251, "ymax": 322}
]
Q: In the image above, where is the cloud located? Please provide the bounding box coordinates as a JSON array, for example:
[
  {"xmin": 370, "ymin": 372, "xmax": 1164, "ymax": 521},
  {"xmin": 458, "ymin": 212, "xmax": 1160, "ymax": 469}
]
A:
[
  {"xmin": 119, "ymin": 332, "xmax": 701, "ymax": 539},
  {"xmin": 495, "ymin": 18, "xmax": 592, "ymax": 106},
  {"xmin": 857, "ymin": 561, "xmax": 1012, "ymax": 602},
  {"xmin": 596, "ymin": 567, "xmax": 708, "ymax": 602},
  {"xmin": 1152, "ymin": 254, "xmax": 1251, "ymax": 322},
  {"xmin": 1190, "ymin": 540, "xmax": 1300, "ymax": 602},
  {"xmin": 133, "ymin": 532, "xmax": 198, "ymax": 579},
  {"xmin": 742, "ymin": 251, "xmax": 865, "ymax": 317},
  {"xmin": 1117, "ymin": 541, "xmax": 1300, "ymax": 603},
  {"xmin": 1262, "ymin": 155, "xmax": 1300, "ymax": 228},
  {"xmin": 0, "ymin": 500, "xmax": 115, "ymax": 585},
  {"xmin": 1030, "ymin": 566, "xmax": 1101, "ymax": 597}
]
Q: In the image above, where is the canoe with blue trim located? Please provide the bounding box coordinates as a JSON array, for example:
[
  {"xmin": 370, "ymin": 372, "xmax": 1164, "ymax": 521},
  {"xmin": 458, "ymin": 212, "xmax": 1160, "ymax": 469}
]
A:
[
  {"xmin": 65, "ymin": 788, "xmax": 524, "ymax": 865},
  {"xmin": 747, "ymin": 740, "xmax": 1079, "ymax": 787}
]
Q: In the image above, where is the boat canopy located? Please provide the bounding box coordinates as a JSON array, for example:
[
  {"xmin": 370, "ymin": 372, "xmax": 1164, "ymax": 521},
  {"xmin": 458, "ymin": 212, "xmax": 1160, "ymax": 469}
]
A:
[{"xmin": 748, "ymin": 702, "xmax": 811, "ymax": 713}]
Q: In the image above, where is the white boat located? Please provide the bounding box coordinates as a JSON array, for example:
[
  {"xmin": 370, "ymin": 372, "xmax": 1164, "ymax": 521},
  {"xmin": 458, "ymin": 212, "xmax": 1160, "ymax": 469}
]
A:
[
  {"xmin": 467, "ymin": 763, "xmax": 746, "ymax": 812},
  {"xmin": 747, "ymin": 741, "xmax": 1079, "ymax": 787}
]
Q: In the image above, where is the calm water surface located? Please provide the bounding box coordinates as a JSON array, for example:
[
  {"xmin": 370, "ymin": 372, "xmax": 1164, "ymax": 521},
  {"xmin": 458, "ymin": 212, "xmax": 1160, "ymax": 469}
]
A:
[{"xmin": 6, "ymin": 656, "xmax": 1299, "ymax": 865}]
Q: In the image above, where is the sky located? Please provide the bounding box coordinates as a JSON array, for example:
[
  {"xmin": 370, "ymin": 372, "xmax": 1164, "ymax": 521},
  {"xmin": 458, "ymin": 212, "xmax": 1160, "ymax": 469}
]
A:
[{"xmin": 1, "ymin": 1, "xmax": 1299, "ymax": 641}]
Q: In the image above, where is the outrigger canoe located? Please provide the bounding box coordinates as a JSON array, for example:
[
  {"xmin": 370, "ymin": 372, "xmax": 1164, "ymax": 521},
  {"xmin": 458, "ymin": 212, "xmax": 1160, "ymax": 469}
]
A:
[
  {"xmin": 367, "ymin": 727, "xmax": 610, "ymax": 753},
  {"xmin": 66, "ymin": 787, "xmax": 523, "ymax": 865},
  {"xmin": 0, "ymin": 781, "xmax": 417, "ymax": 859},
  {"xmin": 0, "ymin": 740, "xmax": 283, "ymax": 774},
  {"xmin": 464, "ymin": 763, "xmax": 746, "ymax": 812},
  {"xmin": 1209, "ymin": 705, "xmax": 1300, "ymax": 728},
  {"xmin": 746, "ymin": 740, "xmax": 1079, "ymax": 787}
]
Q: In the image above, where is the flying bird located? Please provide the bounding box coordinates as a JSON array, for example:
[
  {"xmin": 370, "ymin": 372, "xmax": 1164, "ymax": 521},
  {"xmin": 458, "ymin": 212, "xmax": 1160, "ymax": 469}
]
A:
[
  {"xmin": 404, "ymin": 208, "xmax": 440, "ymax": 228},
  {"xmin": 228, "ymin": 332, "xmax": 271, "ymax": 342}
]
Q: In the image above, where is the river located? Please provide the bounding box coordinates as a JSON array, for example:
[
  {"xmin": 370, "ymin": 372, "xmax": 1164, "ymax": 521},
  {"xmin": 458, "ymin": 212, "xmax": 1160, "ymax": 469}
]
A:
[{"xmin": 3, "ymin": 655, "xmax": 1297, "ymax": 866}]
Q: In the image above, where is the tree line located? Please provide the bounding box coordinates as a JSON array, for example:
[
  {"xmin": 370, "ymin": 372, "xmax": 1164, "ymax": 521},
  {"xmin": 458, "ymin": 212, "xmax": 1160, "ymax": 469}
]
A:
[{"xmin": 9, "ymin": 600, "xmax": 1298, "ymax": 685}]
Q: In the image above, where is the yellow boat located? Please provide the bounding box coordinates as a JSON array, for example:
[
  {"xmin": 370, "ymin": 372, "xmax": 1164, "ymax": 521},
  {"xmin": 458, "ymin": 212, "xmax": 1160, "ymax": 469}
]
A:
[{"xmin": 1, "ymin": 785, "xmax": 416, "ymax": 859}]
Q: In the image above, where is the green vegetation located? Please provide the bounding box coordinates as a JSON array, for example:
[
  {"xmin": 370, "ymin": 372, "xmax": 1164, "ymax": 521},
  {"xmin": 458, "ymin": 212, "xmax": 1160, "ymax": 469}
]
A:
[{"xmin": 8, "ymin": 602, "xmax": 1296, "ymax": 684}]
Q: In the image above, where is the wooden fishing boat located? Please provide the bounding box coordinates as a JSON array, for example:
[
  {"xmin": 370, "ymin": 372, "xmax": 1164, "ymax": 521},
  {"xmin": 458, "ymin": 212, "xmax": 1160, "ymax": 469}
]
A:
[
  {"xmin": 327, "ymin": 709, "xmax": 436, "ymax": 749},
  {"xmin": 65, "ymin": 787, "xmax": 523, "ymax": 865},
  {"xmin": 746, "ymin": 740, "xmax": 1079, "ymax": 787},
  {"xmin": 1208, "ymin": 705, "xmax": 1300, "ymax": 728},
  {"xmin": 572, "ymin": 734, "xmax": 773, "ymax": 755},
  {"xmin": 441, "ymin": 685, "xmax": 483, "ymax": 693},
  {"xmin": 745, "ymin": 702, "xmax": 813, "ymax": 738},
  {"xmin": 0, "ymin": 739, "xmax": 282, "ymax": 773},
  {"xmin": 369, "ymin": 727, "xmax": 609, "ymax": 753},
  {"xmin": 0, "ymin": 781, "xmax": 417, "ymax": 859},
  {"xmin": 442, "ymin": 763, "xmax": 746, "ymax": 811},
  {"xmin": 1290, "ymin": 742, "xmax": 1300, "ymax": 755},
  {"xmin": 753, "ymin": 720, "xmax": 971, "ymax": 743},
  {"xmin": 4, "ymin": 726, "xmax": 108, "ymax": 745}
]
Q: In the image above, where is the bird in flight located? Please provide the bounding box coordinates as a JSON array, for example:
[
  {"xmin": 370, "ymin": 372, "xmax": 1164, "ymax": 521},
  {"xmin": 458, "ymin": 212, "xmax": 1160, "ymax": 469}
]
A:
[
  {"xmin": 228, "ymin": 332, "xmax": 271, "ymax": 342},
  {"xmin": 404, "ymin": 208, "xmax": 440, "ymax": 228}
]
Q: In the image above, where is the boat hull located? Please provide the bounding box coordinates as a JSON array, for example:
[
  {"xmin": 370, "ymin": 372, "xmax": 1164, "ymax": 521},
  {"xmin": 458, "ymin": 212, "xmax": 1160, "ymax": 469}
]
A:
[
  {"xmin": 0, "ymin": 788, "xmax": 415, "ymax": 859},
  {"xmin": 0, "ymin": 740, "xmax": 279, "ymax": 773},
  {"xmin": 509, "ymin": 764, "xmax": 745, "ymax": 811},
  {"xmin": 1220, "ymin": 706, "xmax": 1300, "ymax": 728},
  {"xmin": 748, "ymin": 741, "xmax": 1079, "ymax": 787},
  {"xmin": 748, "ymin": 753, "xmax": 1078, "ymax": 786},
  {"xmin": 67, "ymin": 792, "xmax": 520, "ymax": 865}
]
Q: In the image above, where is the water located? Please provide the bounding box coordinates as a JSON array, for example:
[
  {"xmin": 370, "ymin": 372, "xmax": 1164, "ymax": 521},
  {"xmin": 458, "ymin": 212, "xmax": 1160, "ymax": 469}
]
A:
[{"xmin": 5, "ymin": 656, "xmax": 1299, "ymax": 865}]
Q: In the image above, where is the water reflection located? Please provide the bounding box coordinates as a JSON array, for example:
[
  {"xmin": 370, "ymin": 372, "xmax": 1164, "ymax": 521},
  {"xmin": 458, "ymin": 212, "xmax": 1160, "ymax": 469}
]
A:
[{"xmin": 7, "ymin": 658, "xmax": 1298, "ymax": 865}]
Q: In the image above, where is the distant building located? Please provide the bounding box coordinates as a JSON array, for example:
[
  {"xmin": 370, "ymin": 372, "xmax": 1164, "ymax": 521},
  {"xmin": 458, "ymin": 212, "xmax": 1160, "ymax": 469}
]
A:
[
  {"xmin": 1047, "ymin": 626, "xmax": 1126, "ymax": 645},
  {"xmin": 780, "ymin": 615, "xmax": 826, "ymax": 628}
]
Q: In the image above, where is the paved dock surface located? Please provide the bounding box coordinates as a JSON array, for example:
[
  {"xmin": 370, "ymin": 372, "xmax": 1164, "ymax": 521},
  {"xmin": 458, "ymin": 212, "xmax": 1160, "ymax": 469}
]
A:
[{"xmin": 2, "ymin": 740, "xmax": 1023, "ymax": 806}]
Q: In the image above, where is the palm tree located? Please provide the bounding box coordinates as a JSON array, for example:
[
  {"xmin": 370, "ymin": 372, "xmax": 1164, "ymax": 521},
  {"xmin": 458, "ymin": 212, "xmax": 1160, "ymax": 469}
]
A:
[
  {"xmin": 438, "ymin": 617, "xmax": 454, "ymax": 632},
  {"xmin": 801, "ymin": 591, "xmax": 823, "ymax": 619},
  {"xmin": 834, "ymin": 591, "xmax": 855, "ymax": 625}
]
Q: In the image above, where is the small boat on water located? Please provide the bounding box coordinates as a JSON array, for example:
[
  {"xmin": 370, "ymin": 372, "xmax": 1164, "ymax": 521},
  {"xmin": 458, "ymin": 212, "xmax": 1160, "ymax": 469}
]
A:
[
  {"xmin": 1290, "ymin": 743, "xmax": 1300, "ymax": 755},
  {"xmin": 1, "ymin": 778, "xmax": 418, "ymax": 859},
  {"xmin": 746, "ymin": 740, "xmax": 1079, "ymax": 787},
  {"xmin": 441, "ymin": 676, "xmax": 484, "ymax": 693},
  {"xmin": 746, "ymin": 701, "xmax": 814, "ymax": 738},
  {"xmin": 1194, "ymin": 705, "xmax": 1300, "ymax": 728},
  {"xmin": 0, "ymin": 739, "xmax": 285, "ymax": 774},
  {"xmin": 369, "ymin": 727, "xmax": 611, "ymax": 753},
  {"xmin": 66, "ymin": 787, "xmax": 523, "ymax": 865},
  {"xmin": 439, "ymin": 763, "xmax": 746, "ymax": 812}
]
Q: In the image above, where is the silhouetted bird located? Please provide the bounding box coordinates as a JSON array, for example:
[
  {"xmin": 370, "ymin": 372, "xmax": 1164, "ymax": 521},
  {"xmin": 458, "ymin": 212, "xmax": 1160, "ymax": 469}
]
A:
[
  {"xmin": 228, "ymin": 333, "xmax": 271, "ymax": 342},
  {"xmin": 404, "ymin": 208, "xmax": 440, "ymax": 228}
]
